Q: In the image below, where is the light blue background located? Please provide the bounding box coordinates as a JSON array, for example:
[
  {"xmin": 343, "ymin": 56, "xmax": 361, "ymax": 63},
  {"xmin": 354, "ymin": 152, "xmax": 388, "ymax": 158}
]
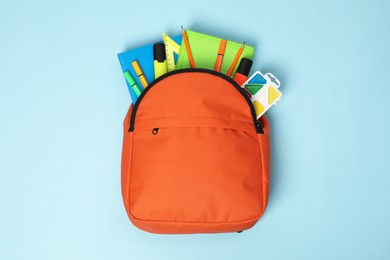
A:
[{"xmin": 1, "ymin": 0, "xmax": 389, "ymax": 259}]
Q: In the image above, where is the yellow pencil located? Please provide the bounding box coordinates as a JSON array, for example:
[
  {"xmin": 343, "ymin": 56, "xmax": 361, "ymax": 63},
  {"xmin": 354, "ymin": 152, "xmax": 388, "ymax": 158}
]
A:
[{"xmin": 131, "ymin": 60, "xmax": 149, "ymax": 88}]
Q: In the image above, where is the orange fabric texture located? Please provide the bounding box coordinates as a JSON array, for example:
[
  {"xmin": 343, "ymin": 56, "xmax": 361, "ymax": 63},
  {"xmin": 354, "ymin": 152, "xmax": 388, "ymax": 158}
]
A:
[{"xmin": 121, "ymin": 70, "xmax": 270, "ymax": 234}]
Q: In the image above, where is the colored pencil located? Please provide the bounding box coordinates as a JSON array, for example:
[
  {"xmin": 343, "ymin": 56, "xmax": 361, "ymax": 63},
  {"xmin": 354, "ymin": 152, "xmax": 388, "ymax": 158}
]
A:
[
  {"xmin": 227, "ymin": 42, "xmax": 245, "ymax": 77},
  {"xmin": 181, "ymin": 26, "xmax": 195, "ymax": 68}
]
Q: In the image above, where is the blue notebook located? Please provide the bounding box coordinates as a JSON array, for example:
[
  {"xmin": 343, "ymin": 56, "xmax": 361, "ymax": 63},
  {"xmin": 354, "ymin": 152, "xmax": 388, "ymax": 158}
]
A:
[{"xmin": 118, "ymin": 35, "xmax": 182, "ymax": 103}]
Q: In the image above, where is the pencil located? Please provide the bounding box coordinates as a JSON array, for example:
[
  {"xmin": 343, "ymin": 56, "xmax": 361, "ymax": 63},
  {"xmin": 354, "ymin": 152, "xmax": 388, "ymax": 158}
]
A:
[
  {"xmin": 227, "ymin": 42, "xmax": 245, "ymax": 77},
  {"xmin": 181, "ymin": 25, "xmax": 195, "ymax": 68},
  {"xmin": 214, "ymin": 39, "xmax": 227, "ymax": 72}
]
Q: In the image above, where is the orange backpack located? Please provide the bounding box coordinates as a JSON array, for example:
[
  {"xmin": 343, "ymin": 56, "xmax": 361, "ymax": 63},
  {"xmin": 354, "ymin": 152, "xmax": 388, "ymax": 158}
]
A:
[{"xmin": 121, "ymin": 69, "xmax": 270, "ymax": 234}]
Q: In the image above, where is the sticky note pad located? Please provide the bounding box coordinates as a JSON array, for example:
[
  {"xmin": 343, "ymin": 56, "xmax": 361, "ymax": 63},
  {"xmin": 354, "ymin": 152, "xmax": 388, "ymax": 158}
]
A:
[
  {"xmin": 241, "ymin": 71, "xmax": 282, "ymax": 119},
  {"xmin": 253, "ymin": 101, "xmax": 265, "ymax": 116},
  {"xmin": 248, "ymin": 73, "xmax": 267, "ymax": 84},
  {"xmin": 268, "ymin": 86, "xmax": 281, "ymax": 103},
  {"xmin": 245, "ymin": 84, "xmax": 263, "ymax": 95},
  {"xmin": 176, "ymin": 30, "xmax": 254, "ymax": 76}
]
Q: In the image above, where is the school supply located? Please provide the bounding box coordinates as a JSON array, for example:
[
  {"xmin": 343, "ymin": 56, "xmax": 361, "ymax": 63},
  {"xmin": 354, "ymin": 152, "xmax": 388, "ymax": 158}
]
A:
[
  {"xmin": 181, "ymin": 26, "xmax": 196, "ymax": 68},
  {"xmin": 153, "ymin": 43, "xmax": 167, "ymax": 78},
  {"xmin": 162, "ymin": 33, "xmax": 181, "ymax": 72},
  {"xmin": 121, "ymin": 69, "xmax": 270, "ymax": 234},
  {"xmin": 118, "ymin": 34, "xmax": 182, "ymax": 103},
  {"xmin": 175, "ymin": 30, "xmax": 254, "ymax": 76},
  {"xmin": 131, "ymin": 60, "xmax": 149, "ymax": 88},
  {"xmin": 123, "ymin": 71, "xmax": 142, "ymax": 97},
  {"xmin": 242, "ymin": 71, "xmax": 282, "ymax": 119},
  {"xmin": 233, "ymin": 58, "xmax": 253, "ymax": 85},
  {"xmin": 227, "ymin": 42, "xmax": 245, "ymax": 77},
  {"xmin": 214, "ymin": 39, "xmax": 227, "ymax": 72}
]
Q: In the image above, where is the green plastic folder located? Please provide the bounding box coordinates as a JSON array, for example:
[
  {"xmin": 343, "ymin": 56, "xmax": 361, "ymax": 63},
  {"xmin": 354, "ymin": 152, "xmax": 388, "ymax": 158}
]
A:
[{"xmin": 176, "ymin": 30, "xmax": 254, "ymax": 76}]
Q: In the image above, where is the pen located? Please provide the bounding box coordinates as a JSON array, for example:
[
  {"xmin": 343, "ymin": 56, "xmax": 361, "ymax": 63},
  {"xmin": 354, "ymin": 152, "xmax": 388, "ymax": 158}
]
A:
[{"xmin": 214, "ymin": 39, "xmax": 227, "ymax": 72}]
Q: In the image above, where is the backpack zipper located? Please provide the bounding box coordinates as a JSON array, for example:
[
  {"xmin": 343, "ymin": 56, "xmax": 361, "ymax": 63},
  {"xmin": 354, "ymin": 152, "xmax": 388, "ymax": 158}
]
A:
[{"xmin": 128, "ymin": 68, "xmax": 264, "ymax": 134}]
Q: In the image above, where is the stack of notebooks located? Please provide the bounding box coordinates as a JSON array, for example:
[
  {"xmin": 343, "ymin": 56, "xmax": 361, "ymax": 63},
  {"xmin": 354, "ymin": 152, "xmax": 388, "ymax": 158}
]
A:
[{"xmin": 117, "ymin": 27, "xmax": 282, "ymax": 119}]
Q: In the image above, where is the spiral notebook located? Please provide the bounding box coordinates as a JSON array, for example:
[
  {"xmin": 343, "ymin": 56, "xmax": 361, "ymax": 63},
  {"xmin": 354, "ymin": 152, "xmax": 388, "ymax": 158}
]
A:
[{"xmin": 175, "ymin": 30, "xmax": 255, "ymax": 76}]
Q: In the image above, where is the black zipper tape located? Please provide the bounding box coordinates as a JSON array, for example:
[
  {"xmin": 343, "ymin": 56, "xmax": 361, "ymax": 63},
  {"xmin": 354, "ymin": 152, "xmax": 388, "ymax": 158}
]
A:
[{"xmin": 129, "ymin": 68, "xmax": 263, "ymax": 134}]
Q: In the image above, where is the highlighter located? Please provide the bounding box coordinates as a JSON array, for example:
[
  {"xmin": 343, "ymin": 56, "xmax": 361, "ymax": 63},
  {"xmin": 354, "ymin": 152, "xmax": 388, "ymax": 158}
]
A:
[
  {"xmin": 153, "ymin": 43, "xmax": 167, "ymax": 79},
  {"xmin": 123, "ymin": 71, "xmax": 142, "ymax": 98},
  {"xmin": 233, "ymin": 58, "xmax": 253, "ymax": 86},
  {"xmin": 131, "ymin": 60, "xmax": 149, "ymax": 88}
]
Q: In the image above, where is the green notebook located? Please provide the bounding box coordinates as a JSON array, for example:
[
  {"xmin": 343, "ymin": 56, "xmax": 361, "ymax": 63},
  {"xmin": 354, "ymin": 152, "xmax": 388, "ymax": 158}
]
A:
[{"xmin": 176, "ymin": 30, "xmax": 254, "ymax": 76}]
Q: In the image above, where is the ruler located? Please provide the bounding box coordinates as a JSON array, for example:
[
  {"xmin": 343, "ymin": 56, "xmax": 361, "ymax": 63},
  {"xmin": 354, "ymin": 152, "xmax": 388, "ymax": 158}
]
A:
[{"xmin": 162, "ymin": 33, "xmax": 181, "ymax": 72}]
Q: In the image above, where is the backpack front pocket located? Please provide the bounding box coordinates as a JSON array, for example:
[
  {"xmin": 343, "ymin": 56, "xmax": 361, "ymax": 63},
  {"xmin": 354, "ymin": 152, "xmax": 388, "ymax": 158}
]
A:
[{"xmin": 128, "ymin": 122, "xmax": 264, "ymax": 224}]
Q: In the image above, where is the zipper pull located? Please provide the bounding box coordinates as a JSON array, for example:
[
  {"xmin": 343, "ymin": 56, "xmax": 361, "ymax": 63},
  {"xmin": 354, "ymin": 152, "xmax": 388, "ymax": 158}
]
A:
[
  {"xmin": 256, "ymin": 121, "xmax": 264, "ymax": 134},
  {"xmin": 152, "ymin": 128, "xmax": 159, "ymax": 135}
]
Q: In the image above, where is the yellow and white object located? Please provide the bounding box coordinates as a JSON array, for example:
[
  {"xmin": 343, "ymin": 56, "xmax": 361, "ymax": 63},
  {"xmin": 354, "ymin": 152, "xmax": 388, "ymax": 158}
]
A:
[{"xmin": 241, "ymin": 71, "xmax": 282, "ymax": 119}]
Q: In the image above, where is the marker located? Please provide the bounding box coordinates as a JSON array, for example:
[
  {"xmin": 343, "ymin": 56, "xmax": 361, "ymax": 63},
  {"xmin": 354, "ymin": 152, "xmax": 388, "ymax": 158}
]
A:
[
  {"xmin": 233, "ymin": 58, "xmax": 253, "ymax": 85},
  {"xmin": 181, "ymin": 25, "xmax": 195, "ymax": 68},
  {"xmin": 131, "ymin": 60, "xmax": 149, "ymax": 88},
  {"xmin": 123, "ymin": 71, "xmax": 142, "ymax": 98},
  {"xmin": 227, "ymin": 42, "xmax": 245, "ymax": 77},
  {"xmin": 214, "ymin": 39, "xmax": 227, "ymax": 72},
  {"xmin": 153, "ymin": 43, "xmax": 167, "ymax": 79}
]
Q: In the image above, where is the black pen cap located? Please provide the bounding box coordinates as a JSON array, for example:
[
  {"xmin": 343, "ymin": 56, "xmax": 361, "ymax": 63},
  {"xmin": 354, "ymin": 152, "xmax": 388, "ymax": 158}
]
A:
[
  {"xmin": 153, "ymin": 43, "xmax": 166, "ymax": 62},
  {"xmin": 236, "ymin": 58, "xmax": 253, "ymax": 76}
]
